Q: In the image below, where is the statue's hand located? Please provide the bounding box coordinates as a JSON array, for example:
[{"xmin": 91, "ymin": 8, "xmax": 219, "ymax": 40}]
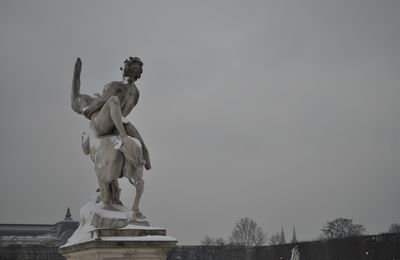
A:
[{"xmin": 73, "ymin": 58, "xmax": 82, "ymax": 79}]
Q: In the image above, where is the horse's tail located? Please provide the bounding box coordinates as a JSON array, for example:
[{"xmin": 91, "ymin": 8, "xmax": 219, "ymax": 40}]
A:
[{"xmin": 81, "ymin": 132, "xmax": 90, "ymax": 155}]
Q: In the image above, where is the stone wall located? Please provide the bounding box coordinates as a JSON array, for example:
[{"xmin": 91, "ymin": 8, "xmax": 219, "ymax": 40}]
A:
[
  {"xmin": 168, "ymin": 233, "xmax": 400, "ymax": 260},
  {"xmin": 0, "ymin": 233, "xmax": 399, "ymax": 260}
]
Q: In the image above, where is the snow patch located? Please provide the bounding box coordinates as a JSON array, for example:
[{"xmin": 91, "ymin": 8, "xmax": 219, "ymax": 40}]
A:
[
  {"xmin": 100, "ymin": 235, "xmax": 177, "ymax": 242},
  {"xmin": 61, "ymin": 192, "xmax": 175, "ymax": 248}
]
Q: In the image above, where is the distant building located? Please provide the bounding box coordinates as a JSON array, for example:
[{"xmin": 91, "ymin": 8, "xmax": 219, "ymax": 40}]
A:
[
  {"xmin": 0, "ymin": 208, "xmax": 78, "ymax": 260},
  {"xmin": 280, "ymin": 225, "xmax": 286, "ymax": 244},
  {"xmin": 2, "ymin": 210, "xmax": 398, "ymax": 260},
  {"xmin": 291, "ymin": 225, "xmax": 298, "ymax": 243}
]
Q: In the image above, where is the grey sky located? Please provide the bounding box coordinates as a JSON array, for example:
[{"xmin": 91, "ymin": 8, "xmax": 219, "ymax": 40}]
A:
[{"xmin": 0, "ymin": 0, "xmax": 399, "ymax": 245}]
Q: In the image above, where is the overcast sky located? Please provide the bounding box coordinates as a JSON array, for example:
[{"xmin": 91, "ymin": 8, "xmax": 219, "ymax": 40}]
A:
[{"xmin": 0, "ymin": 0, "xmax": 399, "ymax": 245}]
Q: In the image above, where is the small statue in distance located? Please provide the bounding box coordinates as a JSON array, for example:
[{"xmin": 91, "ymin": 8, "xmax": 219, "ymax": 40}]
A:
[
  {"xmin": 290, "ymin": 245, "xmax": 300, "ymax": 260},
  {"xmin": 70, "ymin": 57, "xmax": 150, "ymax": 221}
]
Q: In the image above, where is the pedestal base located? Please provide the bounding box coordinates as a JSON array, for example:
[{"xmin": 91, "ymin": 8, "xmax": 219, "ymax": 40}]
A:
[
  {"xmin": 60, "ymin": 240, "xmax": 176, "ymax": 260},
  {"xmin": 59, "ymin": 193, "xmax": 176, "ymax": 259},
  {"xmin": 59, "ymin": 227, "xmax": 176, "ymax": 260}
]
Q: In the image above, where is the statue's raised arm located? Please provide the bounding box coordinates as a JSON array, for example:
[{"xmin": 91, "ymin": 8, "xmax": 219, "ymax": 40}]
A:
[{"xmin": 71, "ymin": 58, "xmax": 94, "ymax": 115}]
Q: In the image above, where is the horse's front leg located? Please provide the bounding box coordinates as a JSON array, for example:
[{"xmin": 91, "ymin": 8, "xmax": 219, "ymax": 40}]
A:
[
  {"xmin": 98, "ymin": 180, "xmax": 113, "ymax": 210},
  {"xmin": 96, "ymin": 145, "xmax": 124, "ymax": 210},
  {"xmin": 110, "ymin": 180, "xmax": 123, "ymax": 206}
]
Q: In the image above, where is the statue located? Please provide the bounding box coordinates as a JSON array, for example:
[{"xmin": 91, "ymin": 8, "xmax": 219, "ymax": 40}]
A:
[
  {"xmin": 290, "ymin": 245, "xmax": 300, "ymax": 260},
  {"xmin": 70, "ymin": 57, "xmax": 150, "ymax": 221},
  {"xmin": 61, "ymin": 57, "xmax": 177, "ymax": 259}
]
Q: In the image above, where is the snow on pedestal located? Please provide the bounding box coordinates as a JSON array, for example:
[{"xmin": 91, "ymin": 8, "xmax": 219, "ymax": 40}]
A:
[{"xmin": 59, "ymin": 193, "xmax": 176, "ymax": 260}]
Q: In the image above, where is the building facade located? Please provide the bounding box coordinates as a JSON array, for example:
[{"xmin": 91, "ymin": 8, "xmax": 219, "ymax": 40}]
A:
[{"xmin": 0, "ymin": 209, "xmax": 78, "ymax": 260}]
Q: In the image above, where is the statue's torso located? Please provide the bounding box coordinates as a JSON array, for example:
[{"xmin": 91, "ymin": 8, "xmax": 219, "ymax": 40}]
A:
[{"xmin": 107, "ymin": 81, "xmax": 139, "ymax": 117}]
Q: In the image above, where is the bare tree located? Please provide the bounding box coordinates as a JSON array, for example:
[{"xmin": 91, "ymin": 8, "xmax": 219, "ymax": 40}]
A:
[
  {"xmin": 388, "ymin": 223, "xmax": 400, "ymax": 233},
  {"xmin": 229, "ymin": 217, "xmax": 267, "ymax": 246},
  {"xmin": 201, "ymin": 235, "xmax": 226, "ymax": 246},
  {"xmin": 269, "ymin": 232, "xmax": 282, "ymax": 245},
  {"xmin": 214, "ymin": 237, "xmax": 226, "ymax": 246},
  {"xmin": 321, "ymin": 218, "xmax": 365, "ymax": 239},
  {"xmin": 201, "ymin": 235, "xmax": 214, "ymax": 246}
]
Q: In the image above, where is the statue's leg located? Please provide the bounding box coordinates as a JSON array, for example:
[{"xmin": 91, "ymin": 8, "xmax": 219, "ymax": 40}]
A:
[
  {"xmin": 91, "ymin": 96, "xmax": 127, "ymax": 137},
  {"xmin": 124, "ymin": 122, "xmax": 151, "ymax": 170},
  {"xmin": 110, "ymin": 180, "xmax": 123, "ymax": 206}
]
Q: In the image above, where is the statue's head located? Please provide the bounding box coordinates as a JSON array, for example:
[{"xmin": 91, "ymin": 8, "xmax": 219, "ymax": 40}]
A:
[{"xmin": 121, "ymin": 57, "xmax": 143, "ymax": 82}]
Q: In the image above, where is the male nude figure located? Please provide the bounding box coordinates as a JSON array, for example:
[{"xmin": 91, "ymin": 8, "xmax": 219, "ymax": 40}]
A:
[{"xmin": 71, "ymin": 57, "xmax": 151, "ymax": 170}]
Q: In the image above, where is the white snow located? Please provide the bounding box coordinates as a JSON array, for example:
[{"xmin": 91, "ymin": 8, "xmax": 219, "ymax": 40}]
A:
[
  {"xmin": 121, "ymin": 224, "xmax": 164, "ymax": 230},
  {"xmin": 61, "ymin": 192, "xmax": 176, "ymax": 248},
  {"xmin": 110, "ymin": 136, "xmax": 122, "ymax": 150},
  {"xmin": 100, "ymin": 235, "xmax": 177, "ymax": 242}
]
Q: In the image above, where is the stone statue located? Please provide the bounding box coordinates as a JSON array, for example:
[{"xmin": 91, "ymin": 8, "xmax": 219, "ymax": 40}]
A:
[
  {"xmin": 71, "ymin": 57, "xmax": 150, "ymax": 221},
  {"xmin": 62, "ymin": 57, "xmax": 177, "ymax": 259},
  {"xmin": 290, "ymin": 245, "xmax": 300, "ymax": 260}
]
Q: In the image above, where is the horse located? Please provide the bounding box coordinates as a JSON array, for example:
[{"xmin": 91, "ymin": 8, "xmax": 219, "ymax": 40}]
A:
[{"xmin": 81, "ymin": 130, "xmax": 146, "ymax": 220}]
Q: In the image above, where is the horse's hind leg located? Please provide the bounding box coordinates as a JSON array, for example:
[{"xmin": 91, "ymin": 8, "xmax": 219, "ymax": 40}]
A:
[
  {"xmin": 133, "ymin": 178, "xmax": 144, "ymax": 218},
  {"xmin": 131, "ymin": 167, "xmax": 145, "ymax": 219}
]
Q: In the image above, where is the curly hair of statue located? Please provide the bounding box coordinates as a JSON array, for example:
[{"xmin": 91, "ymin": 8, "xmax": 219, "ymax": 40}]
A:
[{"xmin": 120, "ymin": 57, "xmax": 143, "ymax": 80}]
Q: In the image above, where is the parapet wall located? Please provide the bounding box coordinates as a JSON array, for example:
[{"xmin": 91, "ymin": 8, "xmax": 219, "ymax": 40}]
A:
[
  {"xmin": 0, "ymin": 233, "xmax": 399, "ymax": 260},
  {"xmin": 168, "ymin": 233, "xmax": 400, "ymax": 260}
]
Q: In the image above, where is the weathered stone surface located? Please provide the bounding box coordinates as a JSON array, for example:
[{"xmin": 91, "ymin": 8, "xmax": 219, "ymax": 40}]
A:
[
  {"xmin": 60, "ymin": 226, "xmax": 176, "ymax": 260},
  {"xmin": 61, "ymin": 245, "xmax": 175, "ymax": 260},
  {"xmin": 91, "ymin": 227, "xmax": 166, "ymax": 238},
  {"xmin": 91, "ymin": 212, "xmax": 129, "ymax": 229}
]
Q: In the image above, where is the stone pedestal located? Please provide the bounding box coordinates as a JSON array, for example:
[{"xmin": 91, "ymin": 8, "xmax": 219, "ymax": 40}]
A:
[
  {"xmin": 59, "ymin": 227, "xmax": 176, "ymax": 260},
  {"xmin": 59, "ymin": 192, "xmax": 176, "ymax": 259}
]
